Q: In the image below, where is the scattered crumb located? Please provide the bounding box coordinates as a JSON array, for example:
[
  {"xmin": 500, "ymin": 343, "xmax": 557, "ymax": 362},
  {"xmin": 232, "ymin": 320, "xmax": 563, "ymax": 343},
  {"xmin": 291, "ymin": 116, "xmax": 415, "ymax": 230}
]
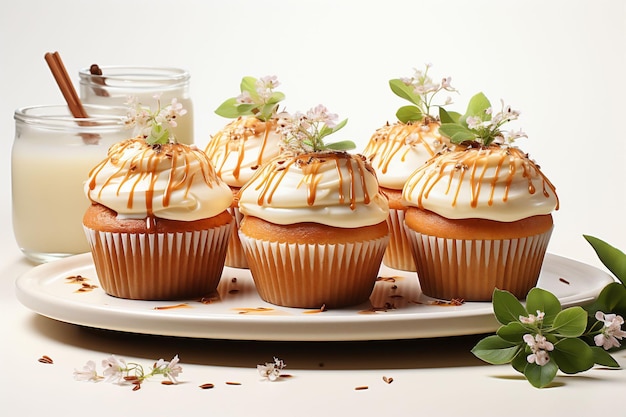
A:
[
  {"xmin": 199, "ymin": 383, "xmax": 215, "ymax": 389},
  {"xmin": 161, "ymin": 380, "xmax": 175, "ymax": 385},
  {"xmin": 559, "ymin": 277, "xmax": 570, "ymax": 284},
  {"xmin": 225, "ymin": 381, "xmax": 242, "ymax": 386},
  {"xmin": 153, "ymin": 303, "xmax": 191, "ymax": 310},
  {"xmin": 38, "ymin": 355, "xmax": 53, "ymax": 364},
  {"xmin": 354, "ymin": 385, "xmax": 369, "ymax": 391},
  {"xmin": 382, "ymin": 376, "xmax": 394, "ymax": 384}
]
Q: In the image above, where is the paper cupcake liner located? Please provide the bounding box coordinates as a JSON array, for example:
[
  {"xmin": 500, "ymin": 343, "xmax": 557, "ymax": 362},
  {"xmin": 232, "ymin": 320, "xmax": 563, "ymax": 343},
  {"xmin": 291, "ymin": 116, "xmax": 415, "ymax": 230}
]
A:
[
  {"xmin": 382, "ymin": 208, "xmax": 417, "ymax": 272},
  {"xmin": 224, "ymin": 205, "xmax": 248, "ymax": 269},
  {"xmin": 239, "ymin": 232, "xmax": 389, "ymax": 308},
  {"xmin": 84, "ymin": 223, "xmax": 232, "ymax": 300},
  {"xmin": 404, "ymin": 226, "xmax": 553, "ymax": 301}
]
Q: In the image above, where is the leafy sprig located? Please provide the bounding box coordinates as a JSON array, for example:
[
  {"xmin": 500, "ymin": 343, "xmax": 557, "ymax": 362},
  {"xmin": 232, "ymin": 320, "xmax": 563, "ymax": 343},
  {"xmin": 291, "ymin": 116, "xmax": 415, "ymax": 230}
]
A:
[
  {"xmin": 126, "ymin": 96, "xmax": 187, "ymax": 145},
  {"xmin": 278, "ymin": 105, "xmax": 356, "ymax": 154},
  {"xmin": 389, "ymin": 63, "xmax": 457, "ymax": 124},
  {"xmin": 215, "ymin": 75, "xmax": 285, "ymax": 122},
  {"xmin": 472, "ymin": 236, "xmax": 626, "ymax": 388},
  {"xmin": 74, "ymin": 355, "xmax": 182, "ymax": 391},
  {"xmin": 438, "ymin": 92, "xmax": 527, "ymax": 146}
]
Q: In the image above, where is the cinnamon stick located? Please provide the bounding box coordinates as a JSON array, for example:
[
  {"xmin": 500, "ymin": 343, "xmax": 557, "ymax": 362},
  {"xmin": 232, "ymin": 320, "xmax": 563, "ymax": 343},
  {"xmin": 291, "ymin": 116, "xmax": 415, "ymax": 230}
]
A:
[
  {"xmin": 45, "ymin": 51, "xmax": 100, "ymax": 144},
  {"xmin": 44, "ymin": 51, "xmax": 89, "ymax": 118}
]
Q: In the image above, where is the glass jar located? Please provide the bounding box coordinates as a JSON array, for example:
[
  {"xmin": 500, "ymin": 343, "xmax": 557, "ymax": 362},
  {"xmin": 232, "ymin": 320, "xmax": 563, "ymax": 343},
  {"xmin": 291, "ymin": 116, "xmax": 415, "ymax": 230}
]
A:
[
  {"xmin": 79, "ymin": 66, "xmax": 194, "ymax": 144},
  {"xmin": 12, "ymin": 104, "xmax": 130, "ymax": 263}
]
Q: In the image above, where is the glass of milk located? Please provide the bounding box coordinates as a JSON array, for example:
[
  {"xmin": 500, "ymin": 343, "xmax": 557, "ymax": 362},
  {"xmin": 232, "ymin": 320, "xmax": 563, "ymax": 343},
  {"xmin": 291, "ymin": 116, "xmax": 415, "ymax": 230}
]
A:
[
  {"xmin": 79, "ymin": 66, "xmax": 194, "ymax": 145},
  {"xmin": 12, "ymin": 104, "xmax": 130, "ymax": 263}
]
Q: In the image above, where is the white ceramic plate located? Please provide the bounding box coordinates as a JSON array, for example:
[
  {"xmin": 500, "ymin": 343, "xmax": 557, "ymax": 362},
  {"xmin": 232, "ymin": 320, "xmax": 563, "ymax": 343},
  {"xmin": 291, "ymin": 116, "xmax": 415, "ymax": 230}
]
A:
[{"xmin": 15, "ymin": 252, "xmax": 613, "ymax": 341}]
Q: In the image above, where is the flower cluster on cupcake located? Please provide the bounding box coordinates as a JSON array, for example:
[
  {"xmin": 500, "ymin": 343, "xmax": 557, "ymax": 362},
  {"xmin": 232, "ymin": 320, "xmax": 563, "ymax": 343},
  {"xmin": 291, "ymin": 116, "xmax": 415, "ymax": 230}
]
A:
[
  {"xmin": 401, "ymin": 92, "xmax": 558, "ymax": 301},
  {"xmin": 205, "ymin": 76, "xmax": 289, "ymax": 268},
  {"xmin": 237, "ymin": 105, "xmax": 389, "ymax": 308},
  {"xmin": 362, "ymin": 64, "xmax": 457, "ymax": 271},
  {"xmin": 125, "ymin": 95, "xmax": 187, "ymax": 144}
]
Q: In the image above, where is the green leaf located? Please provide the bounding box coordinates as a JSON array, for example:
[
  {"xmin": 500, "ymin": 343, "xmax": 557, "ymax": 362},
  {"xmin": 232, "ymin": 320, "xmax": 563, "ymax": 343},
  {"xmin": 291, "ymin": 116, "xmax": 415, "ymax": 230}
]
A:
[
  {"xmin": 462, "ymin": 92, "xmax": 492, "ymax": 122},
  {"xmin": 552, "ymin": 338, "xmax": 595, "ymax": 374},
  {"xmin": 389, "ymin": 79, "xmax": 421, "ymax": 106},
  {"xmin": 526, "ymin": 287, "xmax": 562, "ymax": 326},
  {"xmin": 590, "ymin": 346, "xmax": 620, "ymax": 368},
  {"xmin": 496, "ymin": 322, "xmax": 528, "ymax": 343},
  {"xmin": 438, "ymin": 123, "xmax": 476, "ymax": 143},
  {"xmin": 584, "ymin": 235, "xmax": 626, "ymax": 284},
  {"xmin": 214, "ymin": 98, "xmax": 242, "ymax": 118},
  {"xmin": 396, "ymin": 105, "xmax": 423, "ymax": 123},
  {"xmin": 266, "ymin": 91, "xmax": 286, "ymax": 105},
  {"xmin": 551, "ymin": 306, "xmax": 588, "ymax": 337},
  {"xmin": 511, "ymin": 350, "xmax": 529, "ymax": 374},
  {"xmin": 240, "ymin": 76, "xmax": 259, "ymax": 96},
  {"xmin": 235, "ymin": 103, "xmax": 258, "ymax": 115},
  {"xmin": 492, "ymin": 289, "xmax": 528, "ymax": 325},
  {"xmin": 524, "ymin": 361, "xmax": 559, "ymax": 388},
  {"xmin": 471, "ymin": 335, "xmax": 522, "ymax": 364},
  {"xmin": 324, "ymin": 140, "xmax": 356, "ymax": 151},
  {"xmin": 438, "ymin": 107, "xmax": 461, "ymax": 124},
  {"xmin": 584, "ymin": 283, "xmax": 626, "ymax": 322}
]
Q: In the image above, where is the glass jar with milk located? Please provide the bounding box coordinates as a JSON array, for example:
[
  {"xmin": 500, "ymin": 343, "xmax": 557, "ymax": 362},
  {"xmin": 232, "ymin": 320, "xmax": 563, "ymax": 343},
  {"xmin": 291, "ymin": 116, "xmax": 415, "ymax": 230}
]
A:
[
  {"xmin": 79, "ymin": 66, "xmax": 194, "ymax": 145},
  {"xmin": 12, "ymin": 104, "xmax": 129, "ymax": 263}
]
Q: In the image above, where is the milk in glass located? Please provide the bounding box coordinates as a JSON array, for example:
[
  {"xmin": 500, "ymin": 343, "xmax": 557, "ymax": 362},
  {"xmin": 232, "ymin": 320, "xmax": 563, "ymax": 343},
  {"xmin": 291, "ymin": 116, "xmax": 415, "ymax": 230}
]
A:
[{"xmin": 12, "ymin": 104, "xmax": 129, "ymax": 263}]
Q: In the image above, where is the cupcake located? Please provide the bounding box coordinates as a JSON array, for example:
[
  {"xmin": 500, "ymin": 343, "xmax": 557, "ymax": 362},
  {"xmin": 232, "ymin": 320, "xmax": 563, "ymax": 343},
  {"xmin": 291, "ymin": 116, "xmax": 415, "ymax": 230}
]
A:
[
  {"xmin": 402, "ymin": 93, "xmax": 559, "ymax": 301},
  {"xmin": 237, "ymin": 106, "xmax": 390, "ymax": 308},
  {"xmin": 83, "ymin": 98, "xmax": 234, "ymax": 300},
  {"xmin": 363, "ymin": 65, "xmax": 456, "ymax": 271},
  {"xmin": 206, "ymin": 76, "xmax": 286, "ymax": 268}
]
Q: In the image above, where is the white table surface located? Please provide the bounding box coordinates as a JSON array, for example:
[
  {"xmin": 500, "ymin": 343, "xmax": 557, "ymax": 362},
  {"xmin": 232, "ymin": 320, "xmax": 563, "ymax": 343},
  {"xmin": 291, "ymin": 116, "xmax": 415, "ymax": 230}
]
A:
[{"xmin": 1, "ymin": 1, "xmax": 625, "ymax": 416}]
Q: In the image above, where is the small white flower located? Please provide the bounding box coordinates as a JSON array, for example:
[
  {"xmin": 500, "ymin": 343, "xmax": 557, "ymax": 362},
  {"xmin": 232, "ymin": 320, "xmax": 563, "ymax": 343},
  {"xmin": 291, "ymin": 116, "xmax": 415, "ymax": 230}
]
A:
[
  {"xmin": 523, "ymin": 333, "xmax": 554, "ymax": 366},
  {"xmin": 594, "ymin": 312, "xmax": 626, "ymax": 350},
  {"xmin": 102, "ymin": 355, "xmax": 127, "ymax": 383},
  {"xmin": 466, "ymin": 116, "xmax": 482, "ymax": 130},
  {"xmin": 519, "ymin": 310, "xmax": 545, "ymax": 325},
  {"xmin": 257, "ymin": 357, "xmax": 286, "ymax": 381},
  {"xmin": 74, "ymin": 360, "xmax": 101, "ymax": 382},
  {"xmin": 159, "ymin": 355, "xmax": 183, "ymax": 383},
  {"xmin": 236, "ymin": 91, "xmax": 254, "ymax": 104}
]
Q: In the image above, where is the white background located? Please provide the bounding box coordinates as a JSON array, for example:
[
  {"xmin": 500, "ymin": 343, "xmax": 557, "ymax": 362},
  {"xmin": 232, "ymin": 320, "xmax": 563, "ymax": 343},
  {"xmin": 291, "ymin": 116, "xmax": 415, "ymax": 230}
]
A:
[
  {"xmin": 2, "ymin": 0, "xmax": 624, "ymax": 269},
  {"xmin": 0, "ymin": 2, "xmax": 625, "ymax": 415}
]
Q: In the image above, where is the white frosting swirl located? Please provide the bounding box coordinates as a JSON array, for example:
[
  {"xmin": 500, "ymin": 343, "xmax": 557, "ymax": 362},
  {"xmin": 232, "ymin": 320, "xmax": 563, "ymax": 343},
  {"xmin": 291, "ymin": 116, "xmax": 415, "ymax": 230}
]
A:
[
  {"xmin": 238, "ymin": 152, "xmax": 389, "ymax": 227},
  {"xmin": 362, "ymin": 122, "xmax": 447, "ymax": 190},
  {"xmin": 402, "ymin": 145, "xmax": 559, "ymax": 222},
  {"xmin": 86, "ymin": 138, "xmax": 233, "ymax": 221},
  {"xmin": 205, "ymin": 116, "xmax": 283, "ymax": 188}
]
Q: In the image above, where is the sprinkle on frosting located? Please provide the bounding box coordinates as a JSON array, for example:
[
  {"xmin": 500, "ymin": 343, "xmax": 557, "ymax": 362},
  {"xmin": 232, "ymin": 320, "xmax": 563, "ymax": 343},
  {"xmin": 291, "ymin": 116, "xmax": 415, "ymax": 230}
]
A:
[
  {"xmin": 86, "ymin": 138, "xmax": 233, "ymax": 222},
  {"xmin": 205, "ymin": 116, "xmax": 284, "ymax": 187},
  {"xmin": 362, "ymin": 121, "xmax": 448, "ymax": 190},
  {"xmin": 238, "ymin": 152, "xmax": 389, "ymax": 228},
  {"xmin": 402, "ymin": 144, "xmax": 559, "ymax": 222}
]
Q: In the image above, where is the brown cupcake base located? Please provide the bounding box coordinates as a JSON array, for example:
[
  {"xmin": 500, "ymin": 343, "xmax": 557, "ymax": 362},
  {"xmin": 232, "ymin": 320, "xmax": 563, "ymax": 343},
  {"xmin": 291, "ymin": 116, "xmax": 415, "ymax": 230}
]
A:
[
  {"xmin": 239, "ymin": 232, "xmax": 389, "ymax": 309},
  {"xmin": 382, "ymin": 207, "xmax": 417, "ymax": 272},
  {"xmin": 404, "ymin": 227, "xmax": 553, "ymax": 301},
  {"xmin": 84, "ymin": 223, "xmax": 233, "ymax": 300}
]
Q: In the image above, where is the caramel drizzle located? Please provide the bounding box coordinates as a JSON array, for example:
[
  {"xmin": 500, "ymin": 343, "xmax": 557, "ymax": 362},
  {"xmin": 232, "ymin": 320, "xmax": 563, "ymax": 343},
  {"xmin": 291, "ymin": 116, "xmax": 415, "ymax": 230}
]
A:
[
  {"xmin": 363, "ymin": 123, "xmax": 441, "ymax": 175},
  {"xmin": 205, "ymin": 118, "xmax": 278, "ymax": 181},
  {"xmin": 246, "ymin": 152, "xmax": 372, "ymax": 210},
  {"xmin": 87, "ymin": 139, "xmax": 222, "ymax": 228},
  {"xmin": 407, "ymin": 146, "xmax": 559, "ymax": 209}
]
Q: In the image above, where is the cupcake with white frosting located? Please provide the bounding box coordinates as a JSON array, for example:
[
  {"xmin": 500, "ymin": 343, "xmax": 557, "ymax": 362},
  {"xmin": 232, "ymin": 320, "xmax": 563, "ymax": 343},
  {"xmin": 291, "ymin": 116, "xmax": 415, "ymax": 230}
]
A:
[
  {"xmin": 205, "ymin": 76, "xmax": 286, "ymax": 268},
  {"xmin": 362, "ymin": 64, "xmax": 456, "ymax": 271},
  {"xmin": 83, "ymin": 98, "xmax": 234, "ymax": 300},
  {"xmin": 402, "ymin": 93, "xmax": 559, "ymax": 301},
  {"xmin": 238, "ymin": 106, "xmax": 390, "ymax": 308}
]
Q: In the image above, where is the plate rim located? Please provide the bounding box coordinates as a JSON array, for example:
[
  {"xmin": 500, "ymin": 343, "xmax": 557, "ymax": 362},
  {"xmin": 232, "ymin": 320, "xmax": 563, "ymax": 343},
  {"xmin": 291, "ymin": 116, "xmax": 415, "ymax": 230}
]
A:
[{"xmin": 14, "ymin": 252, "xmax": 614, "ymax": 341}]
